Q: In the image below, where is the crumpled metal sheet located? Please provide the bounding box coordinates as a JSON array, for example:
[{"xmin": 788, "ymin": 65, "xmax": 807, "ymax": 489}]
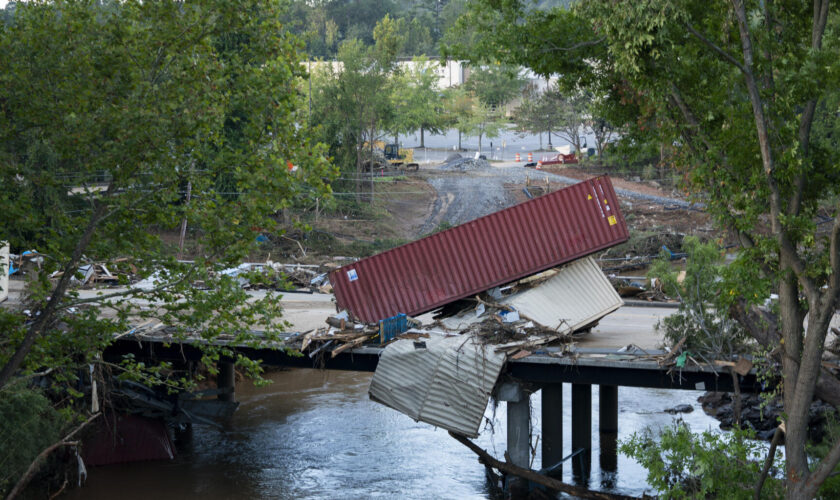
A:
[
  {"xmin": 369, "ymin": 335, "xmax": 506, "ymax": 438},
  {"xmin": 503, "ymin": 256, "xmax": 623, "ymax": 333}
]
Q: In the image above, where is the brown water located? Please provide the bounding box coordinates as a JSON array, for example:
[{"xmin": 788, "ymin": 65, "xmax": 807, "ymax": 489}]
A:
[{"xmin": 67, "ymin": 368, "xmax": 719, "ymax": 499}]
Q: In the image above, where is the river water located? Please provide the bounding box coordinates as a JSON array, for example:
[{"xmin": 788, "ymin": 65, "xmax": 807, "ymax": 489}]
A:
[{"xmin": 68, "ymin": 368, "xmax": 720, "ymax": 499}]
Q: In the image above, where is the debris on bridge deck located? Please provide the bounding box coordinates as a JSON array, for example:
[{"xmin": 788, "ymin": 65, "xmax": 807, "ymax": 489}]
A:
[
  {"xmin": 329, "ymin": 175, "xmax": 629, "ymax": 324},
  {"xmin": 287, "ymin": 251, "xmax": 627, "ymax": 436}
]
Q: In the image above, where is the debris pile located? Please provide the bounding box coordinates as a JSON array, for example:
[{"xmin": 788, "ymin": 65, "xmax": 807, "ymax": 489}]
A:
[{"xmin": 438, "ymin": 154, "xmax": 490, "ymax": 171}]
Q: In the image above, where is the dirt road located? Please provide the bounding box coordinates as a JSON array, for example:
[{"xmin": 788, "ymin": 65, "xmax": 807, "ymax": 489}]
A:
[{"xmin": 416, "ymin": 163, "xmax": 698, "ymax": 237}]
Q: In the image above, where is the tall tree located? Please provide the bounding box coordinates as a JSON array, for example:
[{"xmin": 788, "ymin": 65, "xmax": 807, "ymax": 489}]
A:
[
  {"xmin": 553, "ymin": 90, "xmax": 589, "ymax": 155},
  {"xmin": 310, "ymin": 15, "xmax": 404, "ymax": 202},
  {"xmin": 469, "ymin": 101, "xmax": 506, "ymax": 154},
  {"xmin": 446, "ymin": 0, "xmax": 840, "ymax": 497},
  {"xmin": 0, "ymin": 0, "xmax": 334, "ymax": 389},
  {"xmin": 443, "ymin": 86, "xmax": 475, "ymax": 150},
  {"xmin": 465, "ymin": 64, "xmax": 526, "ymax": 111},
  {"xmin": 390, "ymin": 56, "xmax": 445, "ymax": 147}
]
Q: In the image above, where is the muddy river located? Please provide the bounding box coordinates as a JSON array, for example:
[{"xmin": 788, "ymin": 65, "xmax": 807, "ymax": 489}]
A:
[{"xmin": 67, "ymin": 368, "xmax": 720, "ymax": 499}]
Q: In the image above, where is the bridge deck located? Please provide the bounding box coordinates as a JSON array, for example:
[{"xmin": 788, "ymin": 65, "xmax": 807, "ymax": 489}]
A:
[{"xmin": 106, "ymin": 335, "xmax": 754, "ymax": 394}]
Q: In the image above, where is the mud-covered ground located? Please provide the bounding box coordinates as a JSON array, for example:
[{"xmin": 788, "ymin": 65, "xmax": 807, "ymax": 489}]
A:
[{"xmin": 412, "ymin": 162, "xmax": 713, "ymax": 244}]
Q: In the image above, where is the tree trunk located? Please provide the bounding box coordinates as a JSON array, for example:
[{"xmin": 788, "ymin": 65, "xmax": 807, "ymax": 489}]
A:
[
  {"xmin": 458, "ymin": 129, "xmax": 462, "ymax": 150},
  {"xmin": 0, "ymin": 200, "xmax": 108, "ymax": 388},
  {"xmin": 355, "ymin": 143, "xmax": 362, "ymax": 204},
  {"xmin": 779, "ymin": 269, "xmax": 810, "ymax": 488},
  {"xmin": 420, "ymin": 127, "xmax": 425, "ymax": 148},
  {"xmin": 369, "ymin": 127, "xmax": 375, "ymax": 205}
]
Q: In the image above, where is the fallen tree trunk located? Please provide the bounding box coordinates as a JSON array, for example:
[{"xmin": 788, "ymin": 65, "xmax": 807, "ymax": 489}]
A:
[{"xmin": 448, "ymin": 431, "xmax": 647, "ymax": 500}]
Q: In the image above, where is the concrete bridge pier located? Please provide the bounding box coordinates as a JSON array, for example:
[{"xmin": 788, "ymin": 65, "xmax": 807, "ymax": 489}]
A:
[
  {"xmin": 217, "ymin": 359, "xmax": 236, "ymax": 402},
  {"xmin": 599, "ymin": 385, "xmax": 619, "ymax": 488},
  {"xmin": 496, "ymin": 381, "xmax": 531, "ymax": 498},
  {"xmin": 571, "ymin": 383, "xmax": 592, "ymax": 483},
  {"xmin": 541, "ymin": 384, "xmax": 563, "ymax": 475}
]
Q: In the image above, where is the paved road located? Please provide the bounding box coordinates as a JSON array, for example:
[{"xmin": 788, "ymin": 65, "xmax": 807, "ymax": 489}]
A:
[{"xmin": 11, "ymin": 279, "xmax": 669, "ymax": 346}]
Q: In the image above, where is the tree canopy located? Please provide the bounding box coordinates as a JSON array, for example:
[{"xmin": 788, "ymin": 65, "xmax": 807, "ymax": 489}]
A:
[
  {"xmin": 446, "ymin": 0, "xmax": 840, "ymax": 497},
  {"xmin": 0, "ymin": 0, "xmax": 334, "ymax": 390}
]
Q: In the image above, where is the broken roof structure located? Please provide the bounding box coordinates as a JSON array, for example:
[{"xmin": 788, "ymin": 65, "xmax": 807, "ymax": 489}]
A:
[{"xmin": 330, "ymin": 176, "xmax": 629, "ymax": 324}]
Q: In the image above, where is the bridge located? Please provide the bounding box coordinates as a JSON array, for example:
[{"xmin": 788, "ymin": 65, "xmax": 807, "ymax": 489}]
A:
[{"xmin": 103, "ymin": 302, "xmax": 757, "ymax": 495}]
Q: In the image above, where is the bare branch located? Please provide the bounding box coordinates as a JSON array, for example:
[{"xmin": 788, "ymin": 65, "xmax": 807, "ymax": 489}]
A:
[
  {"xmin": 59, "ymin": 271, "xmax": 193, "ymax": 311},
  {"xmin": 5, "ymin": 413, "xmax": 101, "ymax": 500},
  {"xmin": 537, "ymin": 36, "xmax": 606, "ymax": 55}
]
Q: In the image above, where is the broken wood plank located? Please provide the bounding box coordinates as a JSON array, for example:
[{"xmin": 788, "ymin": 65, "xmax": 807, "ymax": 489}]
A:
[
  {"xmin": 331, "ymin": 335, "xmax": 372, "ymax": 358},
  {"xmin": 325, "ymin": 316, "xmax": 347, "ymax": 329},
  {"xmin": 510, "ymin": 350, "xmax": 532, "ymax": 360},
  {"xmin": 300, "ymin": 330, "xmax": 316, "ymax": 352},
  {"xmin": 734, "ymin": 357, "xmax": 753, "ymax": 376}
]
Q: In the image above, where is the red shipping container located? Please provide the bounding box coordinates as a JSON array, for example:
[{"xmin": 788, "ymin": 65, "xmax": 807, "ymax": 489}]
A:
[{"xmin": 330, "ymin": 175, "xmax": 628, "ymax": 323}]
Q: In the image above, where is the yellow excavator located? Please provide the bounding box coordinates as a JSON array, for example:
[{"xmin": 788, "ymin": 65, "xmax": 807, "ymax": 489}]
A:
[
  {"xmin": 362, "ymin": 141, "xmax": 419, "ymax": 172},
  {"xmin": 383, "ymin": 143, "xmax": 419, "ymax": 171}
]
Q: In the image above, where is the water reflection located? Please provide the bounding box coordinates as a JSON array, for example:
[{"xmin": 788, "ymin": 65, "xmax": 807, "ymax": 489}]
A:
[{"xmin": 68, "ymin": 369, "xmax": 721, "ymax": 499}]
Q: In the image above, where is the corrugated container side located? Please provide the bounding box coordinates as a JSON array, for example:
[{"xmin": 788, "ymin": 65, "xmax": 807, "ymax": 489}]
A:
[
  {"xmin": 369, "ymin": 335, "xmax": 506, "ymax": 438},
  {"xmin": 503, "ymin": 256, "xmax": 623, "ymax": 333},
  {"xmin": 331, "ymin": 176, "xmax": 628, "ymax": 323}
]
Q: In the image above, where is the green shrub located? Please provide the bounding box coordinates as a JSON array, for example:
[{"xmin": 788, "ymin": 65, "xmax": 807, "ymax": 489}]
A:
[
  {"xmin": 0, "ymin": 386, "xmax": 65, "ymax": 495},
  {"xmin": 650, "ymin": 236, "xmax": 753, "ymax": 358},
  {"xmin": 621, "ymin": 422, "xmax": 783, "ymax": 499}
]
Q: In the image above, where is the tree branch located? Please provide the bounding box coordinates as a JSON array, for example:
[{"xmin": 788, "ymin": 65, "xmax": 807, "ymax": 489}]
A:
[
  {"xmin": 59, "ymin": 270, "xmax": 194, "ymax": 311},
  {"xmin": 538, "ymin": 36, "xmax": 606, "ymax": 55},
  {"xmin": 5, "ymin": 413, "xmax": 100, "ymax": 500},
  {"xmin": 807, "ymin": 431, "xmax": 840, "ymax": 495},
  {"xmin": 684, "ymin": 22, "xmax": 747, "ymax": 75},
  {"xmin": 0, "ymin": 187, "xmax": 111, "ymax": 388},
  {"xmin": 754, "ymin": 426, "xmax": 783, "ymax": 500},
  {"xmin": 818, "ymin": 214, "xmax": 840, "ymax": 326}
]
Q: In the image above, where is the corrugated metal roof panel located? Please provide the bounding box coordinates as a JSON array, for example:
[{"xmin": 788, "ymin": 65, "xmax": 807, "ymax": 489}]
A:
[
  {"xmin": 368, "ymin": 335, "xmax": 506, "ymax": 438},
  {"xmin": 331, "ymin": 176, "xmax": 628, "ymax": 323},
  {"xmin": 503, "ymin": 256, "xmax": 623, "ymax": 333}
]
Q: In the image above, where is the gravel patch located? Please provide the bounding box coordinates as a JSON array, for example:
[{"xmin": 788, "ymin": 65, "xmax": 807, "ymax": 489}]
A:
[{"xmin": 416, "ymin": 165, "xmax": 700, "ymax": 237}]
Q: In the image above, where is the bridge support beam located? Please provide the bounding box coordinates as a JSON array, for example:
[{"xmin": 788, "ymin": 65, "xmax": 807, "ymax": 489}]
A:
[
  {"xmin": 571, "ymin": 383, "xmax": 591, "ymax": 483},
  {"xmin": 218, "ymin": 360, "xmax": 235, "ymax": 402},
  {"xmin": 599, "ymin": 385, "xmax": 618, "ymax": 485},
  {"xmin": 497, "ymin": 381, "xmax": 530, "ymax": 498},
  {"xmin": 599, "ymin": 385, "xmax": 618, "ymax": 433},
  {"xmin": 541, "ymin": 384, "xmax": 563, "ymax": 475}
]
